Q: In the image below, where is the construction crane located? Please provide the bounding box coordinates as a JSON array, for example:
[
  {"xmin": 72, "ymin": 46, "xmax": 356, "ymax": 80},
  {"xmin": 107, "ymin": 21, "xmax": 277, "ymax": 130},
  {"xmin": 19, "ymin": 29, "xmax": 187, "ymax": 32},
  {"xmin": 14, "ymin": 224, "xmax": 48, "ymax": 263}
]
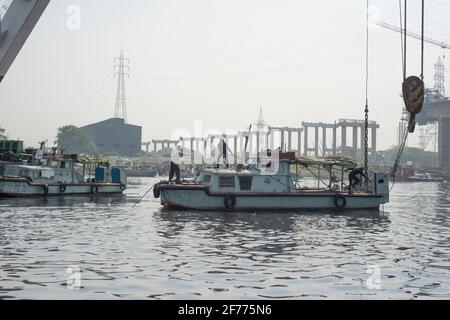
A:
[
  {"xmin": 0, "ymin": 0, "xmax": 50, "ymax": 83},
  {"xmin": 379, "ymin": 20, "xmax": 449, "ymax": 153},
  {"xmin": 377, "ymin": 21, "xmax": 450, "ymax": 50}
]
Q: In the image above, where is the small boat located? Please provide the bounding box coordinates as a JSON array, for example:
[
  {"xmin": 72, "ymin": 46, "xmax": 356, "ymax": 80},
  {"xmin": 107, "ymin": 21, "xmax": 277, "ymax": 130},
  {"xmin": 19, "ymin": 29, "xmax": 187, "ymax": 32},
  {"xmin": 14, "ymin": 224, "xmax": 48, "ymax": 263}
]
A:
[
  {"xmin": 0, "ymin": 147, "xmax": 127, "ymax": 197},
  {"xmin": 406, "ymin": 173, "xmax": 444, "ymax": 182},
  {"xmin": 154, "ymin": 155, "xmax": 390, "ymax": 211}
]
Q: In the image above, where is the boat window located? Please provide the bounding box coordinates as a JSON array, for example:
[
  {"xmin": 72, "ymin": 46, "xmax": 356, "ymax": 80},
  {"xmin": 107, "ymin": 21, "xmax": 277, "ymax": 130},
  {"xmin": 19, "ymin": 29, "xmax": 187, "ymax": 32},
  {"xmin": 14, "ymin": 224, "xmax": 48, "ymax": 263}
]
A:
[
  {"xmin": 0, "ymin": 166, "xmax": 4, "ymax": 175},
  {"xmin": 60, "ymin": 161, "xmax": 66, "ymax": 169},
  {"xmin": 239, "ymin": 176, "xmax": 253, "ymax": 191},
  {"xmin": 219, "ymin": 176, "xmax": 235, "ymax": 188},
  {"xmin": 203, "ymin": 175, "xmax": 211, "ymax": 183}
]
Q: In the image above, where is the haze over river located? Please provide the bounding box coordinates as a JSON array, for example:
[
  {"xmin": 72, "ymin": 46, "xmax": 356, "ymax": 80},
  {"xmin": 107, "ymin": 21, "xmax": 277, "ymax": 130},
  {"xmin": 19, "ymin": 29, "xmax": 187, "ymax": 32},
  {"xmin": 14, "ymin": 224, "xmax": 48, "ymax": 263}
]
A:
[{"xmin": 1, "ymin": 177, "xmax": 449, "ymax": 299}]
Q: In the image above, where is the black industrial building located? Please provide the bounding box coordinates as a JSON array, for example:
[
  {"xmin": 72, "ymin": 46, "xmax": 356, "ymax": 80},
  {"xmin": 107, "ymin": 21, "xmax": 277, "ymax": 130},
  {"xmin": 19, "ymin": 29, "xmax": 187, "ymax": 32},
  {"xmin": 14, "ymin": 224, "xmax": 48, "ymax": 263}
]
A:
[{"xmin": 80, "ymin": 118, "xmax": 142, "ymax": 155}]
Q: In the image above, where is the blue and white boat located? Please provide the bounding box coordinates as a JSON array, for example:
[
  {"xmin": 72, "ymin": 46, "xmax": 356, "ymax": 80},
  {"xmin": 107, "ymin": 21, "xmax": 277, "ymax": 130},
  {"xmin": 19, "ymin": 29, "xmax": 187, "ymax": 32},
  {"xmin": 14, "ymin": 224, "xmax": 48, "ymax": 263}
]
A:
[{"xmin": 0, "ymin": 147, "xmax": 126, "ymax": 197}]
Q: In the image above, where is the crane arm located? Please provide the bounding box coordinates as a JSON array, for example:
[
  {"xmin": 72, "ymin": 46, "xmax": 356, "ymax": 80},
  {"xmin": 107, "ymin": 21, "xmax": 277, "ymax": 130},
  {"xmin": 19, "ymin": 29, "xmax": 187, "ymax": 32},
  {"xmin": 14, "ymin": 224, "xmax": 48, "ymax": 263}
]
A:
[
  {"xmin": 377, "ymin": 21, "xmax": 450, "ymax": 50},
  {"xmin": 0, "ymin": 0, "xmax": 50, "ymax": 83}
]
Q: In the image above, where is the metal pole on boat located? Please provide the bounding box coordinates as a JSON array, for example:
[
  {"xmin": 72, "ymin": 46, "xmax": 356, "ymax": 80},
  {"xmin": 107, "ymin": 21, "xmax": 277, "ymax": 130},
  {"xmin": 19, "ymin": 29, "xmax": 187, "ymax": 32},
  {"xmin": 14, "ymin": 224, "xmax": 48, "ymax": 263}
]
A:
[
  {"xmin": 318, "ymin": 166, "xmax": 320, "ymax": 189},
  {"xmin": 233, "ymin": 136, "xmax": 238, "ymax": 165},
  {"xmin": 190, "ymin": 137, "xmax": 194, "ymax": 166},
  {"xmin": 242, "ymin": 125, "xmax": 252, "ymax": 163},
  {"xmin": 132, "ymin": 184, "xmax": 155, "ymax": 208},
  {"xmin": 256, "ymin": 131, "xmax": 260, "ymax": 166}
]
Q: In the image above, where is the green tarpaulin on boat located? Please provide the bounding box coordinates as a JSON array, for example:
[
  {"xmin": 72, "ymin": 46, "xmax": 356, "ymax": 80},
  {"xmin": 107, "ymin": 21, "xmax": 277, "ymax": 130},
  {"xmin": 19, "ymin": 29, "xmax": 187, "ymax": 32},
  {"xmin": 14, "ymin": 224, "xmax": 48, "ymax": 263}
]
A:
[{"xmin": 293, "ymin": 156, "xmax": 357, "ymax": 169}]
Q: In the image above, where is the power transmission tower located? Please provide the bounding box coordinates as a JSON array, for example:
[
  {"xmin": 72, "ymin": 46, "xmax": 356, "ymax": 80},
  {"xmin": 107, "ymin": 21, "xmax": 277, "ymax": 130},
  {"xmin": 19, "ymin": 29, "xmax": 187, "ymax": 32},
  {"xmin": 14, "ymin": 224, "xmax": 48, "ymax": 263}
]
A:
[
  {"xmin": 418, "ymin": 56, "xmax": 445, "ymax": 152},
  {"xmin": 114, "ymin": 50, "xmax": 129, "ymax": 123},
  {"xmin": 434, "ymin": 56, "xmax": 445, "ymax": 96},
  {"xmin": 419, "ymin": 124, "xmax": 438, "ymax": 152},
  {"xmin": 254, "ymin": 107, "xmax": 268, "ymax": 152},
  {"xmin": 256, "ymin": 106, "xmax": 266, "ymax": 132}
]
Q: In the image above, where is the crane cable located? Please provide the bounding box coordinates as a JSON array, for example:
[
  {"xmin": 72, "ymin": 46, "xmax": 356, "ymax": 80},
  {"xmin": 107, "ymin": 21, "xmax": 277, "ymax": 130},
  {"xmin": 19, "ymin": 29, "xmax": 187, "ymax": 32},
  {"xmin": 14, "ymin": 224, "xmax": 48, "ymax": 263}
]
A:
[{"xmin": 391, "ymin": 0, "xmax": 425, "ymax": 188}]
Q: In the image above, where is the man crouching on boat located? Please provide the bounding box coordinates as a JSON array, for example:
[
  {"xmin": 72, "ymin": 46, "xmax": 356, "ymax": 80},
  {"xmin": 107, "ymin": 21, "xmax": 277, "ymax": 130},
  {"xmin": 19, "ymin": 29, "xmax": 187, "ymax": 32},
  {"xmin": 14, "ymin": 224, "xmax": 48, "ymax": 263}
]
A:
[
  {"xmin": 347, "ymin": 167, "xmax": 369, "ymax": 195},
  {"xmin": 169, "ymin": 145, "xmax": 183, "ymax": 184}
]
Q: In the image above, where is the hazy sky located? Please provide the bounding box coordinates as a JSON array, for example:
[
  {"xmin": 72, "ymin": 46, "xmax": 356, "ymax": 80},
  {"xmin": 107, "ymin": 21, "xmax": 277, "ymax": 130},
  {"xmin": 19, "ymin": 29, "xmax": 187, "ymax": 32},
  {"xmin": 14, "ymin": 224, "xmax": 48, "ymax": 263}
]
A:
[{"xmin": 1, "ymin": 0, "xmax": 450, "ymax": 150}]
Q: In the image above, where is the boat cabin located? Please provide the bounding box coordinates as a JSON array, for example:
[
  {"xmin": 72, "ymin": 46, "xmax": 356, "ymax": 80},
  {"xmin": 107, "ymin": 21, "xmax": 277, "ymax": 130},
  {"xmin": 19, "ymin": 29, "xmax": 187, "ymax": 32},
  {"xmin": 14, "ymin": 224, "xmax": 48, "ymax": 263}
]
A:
[
  {"xmin": 192, "ymin": 158, "xmax": 389, "ymax": 202},
  {"xmin": 194, "ymin": 161, "xmax": 294, "ymax": 193},
  {"xmin": 0, "ymin": 158, "xmax": 82, "ymax": 183}
]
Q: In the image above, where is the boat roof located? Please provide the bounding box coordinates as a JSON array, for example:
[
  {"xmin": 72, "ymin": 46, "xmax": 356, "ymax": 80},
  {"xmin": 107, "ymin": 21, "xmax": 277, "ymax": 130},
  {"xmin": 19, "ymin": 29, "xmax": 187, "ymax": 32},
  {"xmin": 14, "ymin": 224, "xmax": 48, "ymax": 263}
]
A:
[
  {"xmin": 201, "ymin": 168, "xmax": 255, "ymax": 175},
  {"xmin": 292, "ymin": 156, "xmax": 357, "ymax": 168},
  {"xmin": 198, "ymin": 156, "xmax": 357, "ymax": 175},
  {"xmin": 3, "ymin": 164, "xmax": 55, "ymax": 171}
]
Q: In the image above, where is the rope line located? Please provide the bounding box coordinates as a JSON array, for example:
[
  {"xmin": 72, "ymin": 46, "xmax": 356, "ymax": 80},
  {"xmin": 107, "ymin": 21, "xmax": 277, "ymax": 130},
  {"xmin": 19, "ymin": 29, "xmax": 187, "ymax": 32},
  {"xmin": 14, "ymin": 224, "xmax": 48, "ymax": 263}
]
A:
[
  {"xmin": 391, "ymin": 0, "xmax": 425, "ymax": 192},
  {"xmin": 421, "ymin": 0, "xmax": 425, "ymax": 81},
  {"xmin": 399, "ymin": 0, "xmax": 405, "ymax": 76},
  {"xmin": 132, "ymin": 184, "xmax": 156, "ymax": 208}
]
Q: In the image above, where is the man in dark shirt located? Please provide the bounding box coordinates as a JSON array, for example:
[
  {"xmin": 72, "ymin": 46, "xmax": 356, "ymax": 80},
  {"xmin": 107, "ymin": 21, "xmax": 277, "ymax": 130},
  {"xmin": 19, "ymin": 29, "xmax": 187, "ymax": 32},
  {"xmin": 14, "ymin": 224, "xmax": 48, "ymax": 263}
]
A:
[
  {"xmin": 347, "ymin": 167, "xmax": 369, "ymax": 194},
  {"xmin": 216, "ymin": 137, "xmax": 233, "ymax": 168}
]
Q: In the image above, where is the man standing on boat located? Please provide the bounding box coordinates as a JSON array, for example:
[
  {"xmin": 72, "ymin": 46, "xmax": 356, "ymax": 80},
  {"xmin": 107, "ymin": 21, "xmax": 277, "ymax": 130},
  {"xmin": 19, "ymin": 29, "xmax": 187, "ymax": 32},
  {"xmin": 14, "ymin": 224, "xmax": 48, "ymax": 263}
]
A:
[
  {"xmin": 169, "ymin": 145, "xmax": 183, "ymax": 183},
  {"xmin": 347, "ymin": 167, "xmax": 369, "ymax": 194},
  {"xmin": 216, "ymin": 136, "xmax": 233, "ymax": 168}
]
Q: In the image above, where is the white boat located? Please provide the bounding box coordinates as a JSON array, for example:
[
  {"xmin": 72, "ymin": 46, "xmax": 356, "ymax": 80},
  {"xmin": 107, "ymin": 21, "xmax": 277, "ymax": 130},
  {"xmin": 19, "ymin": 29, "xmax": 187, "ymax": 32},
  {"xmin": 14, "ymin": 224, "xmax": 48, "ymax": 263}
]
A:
[
  {"xmin": 154, "ymin": 156, "xmax": 390, "ymax": 211},
  {"xmin": 0, "ymin": 148, "xmax": 127, "ymax": 197}
]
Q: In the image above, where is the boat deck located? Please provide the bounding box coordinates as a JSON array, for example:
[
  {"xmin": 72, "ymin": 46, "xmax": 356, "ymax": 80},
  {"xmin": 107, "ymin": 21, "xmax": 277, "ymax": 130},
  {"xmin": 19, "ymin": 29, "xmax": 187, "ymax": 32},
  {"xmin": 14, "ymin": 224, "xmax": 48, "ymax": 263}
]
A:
[{"xmin": 159, "ymin": 182, "xmax": 379, "ymax": 198}]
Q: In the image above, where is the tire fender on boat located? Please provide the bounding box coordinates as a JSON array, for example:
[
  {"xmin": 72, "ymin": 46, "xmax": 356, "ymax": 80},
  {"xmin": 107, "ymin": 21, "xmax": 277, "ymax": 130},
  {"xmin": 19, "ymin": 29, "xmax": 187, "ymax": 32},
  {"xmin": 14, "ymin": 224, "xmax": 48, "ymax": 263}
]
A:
[
  {"xmin": 91, "ymin": 185, "xmax": 99, "ymax": 194},
  {"xmin": 334, "ymin": 195, "xmax": 347, "ymax": 210},
  {"xmin": 120, "ymin": 183, "xmax": 126, "ymax": 191},
  {"xmin": 153, "ymin": 184, "xmax": 161, "ymax": 198},
  {"xmin": 59, "ymin": 185, "xmax": 67, "ymax": 193},
  {"xmin": 42, "ymin": 184, "xmax": 49, "ymax": 195},
  {"xmin": 224, "ymin": 195, "xmax": 236, "ymax": 210}
]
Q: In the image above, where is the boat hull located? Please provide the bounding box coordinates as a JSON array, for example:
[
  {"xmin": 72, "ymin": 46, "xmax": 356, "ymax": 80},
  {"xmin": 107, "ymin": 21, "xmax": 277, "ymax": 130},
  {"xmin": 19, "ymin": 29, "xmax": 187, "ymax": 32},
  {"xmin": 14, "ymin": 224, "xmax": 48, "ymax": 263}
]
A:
[
  {"xmin": 159, "ymin": 185, "xmax": 384, "ymax": 211},
  {"xmin": 0, "ymin": 178, "xmax": 125, "ymax": 197}
]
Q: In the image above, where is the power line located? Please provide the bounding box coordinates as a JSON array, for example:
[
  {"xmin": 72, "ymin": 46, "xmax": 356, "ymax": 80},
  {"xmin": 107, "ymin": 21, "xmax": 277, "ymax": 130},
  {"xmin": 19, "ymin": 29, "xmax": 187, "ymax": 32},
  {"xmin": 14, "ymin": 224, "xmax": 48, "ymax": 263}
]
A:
[{"xmin": 133, "ymin": 42, "xmax": 435, "ymax": 81}]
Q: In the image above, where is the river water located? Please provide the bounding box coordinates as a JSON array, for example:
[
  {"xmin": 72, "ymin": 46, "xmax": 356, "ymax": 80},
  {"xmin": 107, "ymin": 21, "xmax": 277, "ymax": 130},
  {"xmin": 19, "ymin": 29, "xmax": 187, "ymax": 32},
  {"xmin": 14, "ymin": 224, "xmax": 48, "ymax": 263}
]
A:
[{"xmin": 0, "ymin": 177, "xmax": 449, "ymax": 300}]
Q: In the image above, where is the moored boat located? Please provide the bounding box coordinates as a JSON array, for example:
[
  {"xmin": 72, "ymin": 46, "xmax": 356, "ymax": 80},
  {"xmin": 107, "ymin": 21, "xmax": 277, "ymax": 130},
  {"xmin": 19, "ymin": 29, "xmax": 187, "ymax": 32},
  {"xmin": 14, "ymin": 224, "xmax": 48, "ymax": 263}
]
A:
[
  {"xmin": 0, "ymin": 147, "xmax": 127, "ymax": 197},
  {"xmin": 153, "ymin": 156, "xmax": 390, "ymax": 212}
]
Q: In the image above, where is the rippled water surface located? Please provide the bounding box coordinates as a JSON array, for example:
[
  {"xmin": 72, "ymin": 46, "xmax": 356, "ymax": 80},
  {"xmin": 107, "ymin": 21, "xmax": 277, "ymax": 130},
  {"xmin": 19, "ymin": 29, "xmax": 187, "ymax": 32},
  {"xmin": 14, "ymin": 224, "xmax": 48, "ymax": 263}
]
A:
[{"xmin": 1, "ymin": 177, "xmax": 450, "ymax": 299}]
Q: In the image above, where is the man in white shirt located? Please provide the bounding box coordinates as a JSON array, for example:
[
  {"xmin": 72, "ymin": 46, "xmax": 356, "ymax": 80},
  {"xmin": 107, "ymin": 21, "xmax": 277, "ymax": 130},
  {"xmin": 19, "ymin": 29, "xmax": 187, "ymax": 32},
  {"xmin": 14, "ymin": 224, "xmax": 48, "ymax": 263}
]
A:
[{"xmin": 169, "ymin": 145, "xmax": 183, "ymax": 183}]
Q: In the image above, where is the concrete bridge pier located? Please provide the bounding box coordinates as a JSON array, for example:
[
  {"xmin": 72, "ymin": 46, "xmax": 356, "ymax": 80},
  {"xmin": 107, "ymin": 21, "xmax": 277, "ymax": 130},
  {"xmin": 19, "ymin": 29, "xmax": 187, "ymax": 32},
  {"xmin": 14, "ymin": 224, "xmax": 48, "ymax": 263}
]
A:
[
  {"xmin": 269, "ymin": 127, "xmax": 303, "ymax": 154},
  {"xmin": 302, "ymin": 122, "xmax": 336, "ymax": 157},
  {"xmin": 439, "ymin": 118, "xmax": 450, "ymax": 169},
  {"xmin": 337, "ymin": 119, "xmax": 379, "ymax": 162}
]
